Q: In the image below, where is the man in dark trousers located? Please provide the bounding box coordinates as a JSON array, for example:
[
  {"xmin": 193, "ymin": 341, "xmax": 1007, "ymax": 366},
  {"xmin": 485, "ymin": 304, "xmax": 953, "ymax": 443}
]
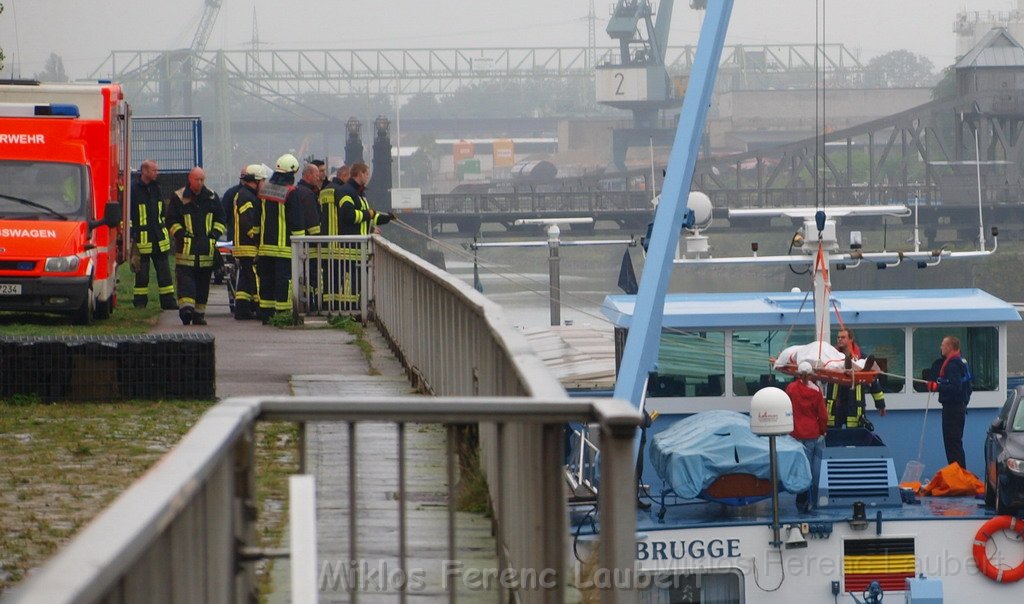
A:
[
  {"xmin": 291, "ymin": 163, "xmax": 323, "ymax": 309},
  {"xmin": 337, "ymin": 162, "xmax": 392, "ymax": 307},
  {"xmin": 257, "ymin": 154, "xmax": 301, "ymax": 324},
  {"xmin": 317, "ymin": 165, "xmax": 350, "ymax": 308},
  {"xmin": 220, "ymin": 166, "xmax": 247, "ymax": 241},
  {"xmin": 129, "ymin": 160, "xmax": 176, "ymax": 310},
  {"xmin": 166, "ymin": 166, "xmax": 226, "ymax": 326},
  {"xmin": 824, "ymin": 328, "xmax": 887, "ymax": 430},
  {"xmin": 928, "ymin": 336, "xmax": 972, "ymax": 468},
  {"xmin": 230, "ymin": 164, "xmax": 266, "ymax": 320}
]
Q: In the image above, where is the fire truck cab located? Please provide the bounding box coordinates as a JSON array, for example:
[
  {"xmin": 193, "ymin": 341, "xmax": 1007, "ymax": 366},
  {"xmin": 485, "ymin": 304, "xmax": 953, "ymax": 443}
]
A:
[{"xmin": 0, "ymin": 81, "xmax": 129, "ymax": 324}]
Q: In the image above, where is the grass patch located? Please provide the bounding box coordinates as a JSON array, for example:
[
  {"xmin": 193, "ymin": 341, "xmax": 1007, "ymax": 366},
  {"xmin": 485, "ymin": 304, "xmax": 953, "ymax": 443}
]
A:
[
  {"xmin": 266, "ymin": 311, "xmax": 299, "ymax": 328},
  {"xmin": 452, "ymin": 426, "xmax": 491, "ymax": 516},
  {"xmin": 0, "ymin": 399, "xmax": 212, "ymax": 591},
  {"xmin": 328, "ymin": 315, "xmax": 375, "ymax": 372},
  {"xmin": 254, "ymin": 421, "xmax": 300, "ymax": 600},
  {"xmin": 0, "ymin": 264, "xmax": 162, "ymax": 336}
]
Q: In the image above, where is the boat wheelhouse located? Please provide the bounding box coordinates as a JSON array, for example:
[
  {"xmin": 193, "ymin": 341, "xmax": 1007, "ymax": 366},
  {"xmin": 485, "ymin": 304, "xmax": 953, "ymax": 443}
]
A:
[{"xmin": 602, "ymin": 287, "xmax": 1020, "ymax": 477}]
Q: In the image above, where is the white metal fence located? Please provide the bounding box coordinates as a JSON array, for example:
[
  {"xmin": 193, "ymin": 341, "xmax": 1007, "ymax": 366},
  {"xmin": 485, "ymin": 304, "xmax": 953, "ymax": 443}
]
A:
[{"xmin": 5, "ymin": 237, "xmax": 641, "ymax": 604}]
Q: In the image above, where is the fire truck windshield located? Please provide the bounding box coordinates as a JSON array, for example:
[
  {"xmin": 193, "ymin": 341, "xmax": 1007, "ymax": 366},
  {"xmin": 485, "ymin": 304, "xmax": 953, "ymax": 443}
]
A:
[{"xmin": 0, "ymin": 161, "xmax": 87, "ymax": 220}]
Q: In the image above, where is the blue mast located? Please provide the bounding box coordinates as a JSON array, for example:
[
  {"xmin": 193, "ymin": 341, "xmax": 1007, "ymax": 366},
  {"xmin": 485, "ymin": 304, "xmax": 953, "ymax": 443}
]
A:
[{"xmin": 612, "ymin": 0, "xmax": 734, "ymax": 409}]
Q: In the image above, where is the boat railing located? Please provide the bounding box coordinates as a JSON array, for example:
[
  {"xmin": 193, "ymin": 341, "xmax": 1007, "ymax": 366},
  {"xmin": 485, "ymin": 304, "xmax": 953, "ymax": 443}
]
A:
[{"xmin": 7, "ymin": 236, "xmax": 642, "ymax": 604}]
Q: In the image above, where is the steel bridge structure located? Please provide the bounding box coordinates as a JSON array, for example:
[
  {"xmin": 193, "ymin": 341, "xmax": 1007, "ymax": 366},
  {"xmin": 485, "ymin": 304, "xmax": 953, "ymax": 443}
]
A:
[{"xmin": 92, "ymin": 43, "xmax": 867, "ymax": 102}]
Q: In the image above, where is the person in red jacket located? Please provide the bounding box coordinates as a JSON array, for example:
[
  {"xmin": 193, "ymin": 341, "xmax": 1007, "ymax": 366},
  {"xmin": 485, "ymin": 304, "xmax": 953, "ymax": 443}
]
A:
[{"xmin": 787, "ymin": 361, "xmax": 828, "ymax": 512}]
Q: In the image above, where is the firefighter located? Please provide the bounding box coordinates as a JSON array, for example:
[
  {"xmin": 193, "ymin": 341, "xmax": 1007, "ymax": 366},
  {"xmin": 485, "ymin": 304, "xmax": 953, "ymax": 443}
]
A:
[
  {"xmin": 290, "ymin": 164, "xmax": 323, "ymax": 309},
  {"xmin": 129, "ymin": 160, "xmax": 176, "ymax": 310},
  {"xmin": 825, "ymin": 328, "xmax": 887, "ymax": 429},
  {"xmin": 220, "ymin": 166, "xmax": 247, "ymax": 242},
  {"xmin": 336, "ymin": 162, "xmax": 392, "ymax": 307},
  {"xmin": 166, "ymin": 166, "xmax": 226, "ymax": 325},
  {"xmin": 317, "ymin": 165, "xmax": 350, "ymax": 307},
  {"xmin": 230, "ymin": 164, "xmax": 266, "ymax": 320},
  {"xmin": 256, "ymin": 154, "xmax": 305, "ymax": 324}
]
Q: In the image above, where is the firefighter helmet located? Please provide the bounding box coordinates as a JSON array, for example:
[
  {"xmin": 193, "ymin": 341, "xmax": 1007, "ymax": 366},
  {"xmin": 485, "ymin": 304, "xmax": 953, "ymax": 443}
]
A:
[
  {"xmin": 275, "ymin": 153, "xmax": 300, "ymax": 173},
  {"xmin": 243, "ymin": 164, "xmax": 268, "ymax": 181}
]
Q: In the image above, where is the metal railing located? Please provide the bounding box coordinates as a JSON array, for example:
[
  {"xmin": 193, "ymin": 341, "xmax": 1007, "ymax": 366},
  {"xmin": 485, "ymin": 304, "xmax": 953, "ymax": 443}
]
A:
[
  {"xmin": 6, "ymin": 237, "xmax": 642, "ymax": 604},
  {"xmin": 291, "ymin": 235, "xmax": 372, "ymax": 322}
]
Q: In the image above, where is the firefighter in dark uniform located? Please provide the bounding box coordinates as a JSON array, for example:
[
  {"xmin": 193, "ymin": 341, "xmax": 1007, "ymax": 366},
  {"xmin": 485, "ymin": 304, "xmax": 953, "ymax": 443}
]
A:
[
  {"xmin": 230, "ymin": 164, "xmax": 266, "ymax": 320},
  {"xmin": 166, "ymin": 166, "xmax": 226, "ymax": 326},
  {"xmin": 291, "ymin": 163, "xmax": 323, "ymax": 309},
  {"xmin": 337, "ymin": 162, "xmax": 392, "ymax": 307},
  {"xmin": 256, "ymin": 154, "xmax": 311, "ymax": 324},
  {"xmin": 220, "ymin": 166, "xmax": 247, "ymax": 242},
  {"xmin": 316, "ymin": 164, "xmax": 350, "ymax": 308},
  {"xmin": 129, "ymin": 160, "xmax": 176, "ymax": 310},
  {"xmin": 825, "ymin": 328, "xmax": 887, "ymax": 429}
]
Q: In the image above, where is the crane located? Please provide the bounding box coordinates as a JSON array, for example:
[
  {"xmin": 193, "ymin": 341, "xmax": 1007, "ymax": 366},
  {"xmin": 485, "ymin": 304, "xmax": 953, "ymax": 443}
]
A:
[
  {"xmin": 598, "ymin": 0, "xmax": 684, "ymax": 170},
  {"xmin": 191, "ymin": 0, "xmax": 223, "ymax": 55}
]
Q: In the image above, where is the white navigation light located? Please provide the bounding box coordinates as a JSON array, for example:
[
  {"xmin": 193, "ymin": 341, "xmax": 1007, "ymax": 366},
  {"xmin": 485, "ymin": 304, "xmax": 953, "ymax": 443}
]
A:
[
  {"xmin": 687, "ymin": 191, "xmax": 713, "ymax": 230},
  {"xmin": 750, "ymin": 386, "xmax": 793, "ymax": 435}
]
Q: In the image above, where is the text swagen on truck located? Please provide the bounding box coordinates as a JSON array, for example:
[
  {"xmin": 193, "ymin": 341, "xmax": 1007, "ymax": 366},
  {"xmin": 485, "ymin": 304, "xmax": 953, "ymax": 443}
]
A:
[{"xmin": 0, "ymin": 81, "xmax": 130, "ymax": 324}]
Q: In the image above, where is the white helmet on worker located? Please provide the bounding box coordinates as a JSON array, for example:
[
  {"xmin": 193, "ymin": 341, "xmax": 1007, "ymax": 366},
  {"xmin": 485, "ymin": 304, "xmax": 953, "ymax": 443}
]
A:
[
  {"xmin": 275, "ymin": 153, "xmax": 299, "ymax": 174},
  {"xmin": 242, "ymin": 164, "xmax": 268, "ymax": 181},
  {"xmin": 797, "ymin": 361, "xmax": 813, "ymax": 375}
]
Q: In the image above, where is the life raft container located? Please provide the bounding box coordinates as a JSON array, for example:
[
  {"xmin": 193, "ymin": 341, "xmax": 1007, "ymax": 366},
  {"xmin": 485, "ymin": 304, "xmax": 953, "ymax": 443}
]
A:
[{"xmin": 972, "ymin": 515, "xmax": 1024, "ymax": 583}]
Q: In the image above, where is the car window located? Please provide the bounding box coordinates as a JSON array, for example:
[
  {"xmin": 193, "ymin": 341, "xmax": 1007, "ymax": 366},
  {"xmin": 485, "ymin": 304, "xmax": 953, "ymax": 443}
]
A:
[
  {"xmin": 1013, "ymin": 396, "xmax": 1024, "ymax": 432},
  {"xmin": 999, "ymin": 389, "xmax": 1016, "ymax": 422}
]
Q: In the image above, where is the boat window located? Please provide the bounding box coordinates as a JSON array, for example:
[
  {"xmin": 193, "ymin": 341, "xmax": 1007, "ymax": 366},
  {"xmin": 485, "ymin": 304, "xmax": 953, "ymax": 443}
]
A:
[
  {"xmin": 912, "ymin": 327, "xmax": 998, "ymax": 392},
  {"xmin": 638, "ymin": 569, "xmax": 743, "ymax": 603},
  {"xmin": 847, "ymin": 328, "xmax": 905, "ymax": 394},
  {"xmin": 648, "ymin": 330, "xmax": 725, "ymax": 397},
  {"xmin": 732, "ymin": 329, "xmax": 814, "ymax": 396}
]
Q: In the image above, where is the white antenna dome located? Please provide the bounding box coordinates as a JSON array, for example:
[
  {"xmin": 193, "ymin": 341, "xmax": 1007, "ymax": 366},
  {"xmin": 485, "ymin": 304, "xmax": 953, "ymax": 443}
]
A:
[
  {"xmin": 750, "ymin": 386, "xmax": 794, "ymax": 435},
  {"xmin": 687, "ymin": 191, "xmax": 713, "ymax": 229}
]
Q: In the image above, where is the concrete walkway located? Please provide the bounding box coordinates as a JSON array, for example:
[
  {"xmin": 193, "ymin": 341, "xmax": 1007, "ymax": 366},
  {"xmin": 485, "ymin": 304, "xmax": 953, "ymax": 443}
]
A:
[{"xmin": 156, "ymin": 285, "xmax": 497, "ymax": 602}]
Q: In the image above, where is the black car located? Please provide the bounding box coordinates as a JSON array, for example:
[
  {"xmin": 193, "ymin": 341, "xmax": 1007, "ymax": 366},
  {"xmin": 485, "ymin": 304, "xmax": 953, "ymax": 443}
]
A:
[{"xmin": 984, "ymin": 386, "xmax": 1024, "ymax": 514}]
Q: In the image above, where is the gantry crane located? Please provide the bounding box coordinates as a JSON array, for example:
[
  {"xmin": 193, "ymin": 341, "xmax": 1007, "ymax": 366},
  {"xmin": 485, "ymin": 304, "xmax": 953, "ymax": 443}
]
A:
[{"xmin": 597, "ymin": 0, "xmax": 689, "ymax": 170}]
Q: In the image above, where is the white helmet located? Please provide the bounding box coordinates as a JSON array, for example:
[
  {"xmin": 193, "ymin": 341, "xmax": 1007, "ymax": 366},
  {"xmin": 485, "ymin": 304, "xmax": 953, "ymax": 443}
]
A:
[
  {"xmin": 797, "ymin": 361, "xmax": 813, "ymax": 375},
  {"xmin": 243, "ymin": 164, "xmax": 268, "ymax": 181},
  {"xmin": 275, "ymin": 153, "xmax": 299, "ymax": 174}
]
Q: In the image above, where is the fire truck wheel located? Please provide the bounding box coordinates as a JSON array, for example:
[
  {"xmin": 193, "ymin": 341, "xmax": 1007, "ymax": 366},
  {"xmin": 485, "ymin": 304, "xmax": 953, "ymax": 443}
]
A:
[
  {"xmin": 93, "ymin": 296, "xmax": 111, "ymax": 320},
  {"xmin": 72, "ymin": 288, "xmax": 95, "ymax": 326}
]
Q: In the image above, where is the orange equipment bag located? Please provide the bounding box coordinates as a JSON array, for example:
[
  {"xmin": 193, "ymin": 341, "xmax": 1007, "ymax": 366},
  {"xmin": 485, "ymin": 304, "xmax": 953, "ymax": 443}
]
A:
[{"xmin": 920, "ymin": 462, "xmax": 984, "ymax": 497}]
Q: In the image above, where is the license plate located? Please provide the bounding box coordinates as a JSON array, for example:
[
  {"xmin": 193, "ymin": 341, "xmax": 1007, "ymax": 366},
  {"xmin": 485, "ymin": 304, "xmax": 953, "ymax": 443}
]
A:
[{"xmin": 0, "ymin": 283, "xmax": 22, "ymax": 295}]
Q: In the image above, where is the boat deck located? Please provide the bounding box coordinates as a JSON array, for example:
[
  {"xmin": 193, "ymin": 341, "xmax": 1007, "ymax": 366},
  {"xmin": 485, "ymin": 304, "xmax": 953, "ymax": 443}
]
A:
[{"xmin": 630, "ymin": 490, "xmax": 992, "ymax": 533}]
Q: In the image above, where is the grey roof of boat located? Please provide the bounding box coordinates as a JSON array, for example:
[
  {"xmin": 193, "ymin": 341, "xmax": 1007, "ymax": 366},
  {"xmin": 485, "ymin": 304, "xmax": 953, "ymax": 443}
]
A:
[{"xmin": 601, "ymin": 288, "xmax": 1021, "ymax": 329}]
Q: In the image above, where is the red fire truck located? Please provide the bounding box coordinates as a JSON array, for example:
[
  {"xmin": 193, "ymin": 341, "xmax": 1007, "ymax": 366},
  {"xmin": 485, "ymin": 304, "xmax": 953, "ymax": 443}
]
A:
[{"xmin": 0, "ymin": 81, "xmax": 130, "ymax": 324}]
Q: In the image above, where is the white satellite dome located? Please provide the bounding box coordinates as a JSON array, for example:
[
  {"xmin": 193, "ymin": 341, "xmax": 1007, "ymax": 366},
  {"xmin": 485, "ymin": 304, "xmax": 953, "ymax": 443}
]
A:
[{"xmin": 687, "ymin": 191, "xmax": 713, "ymax": 230}]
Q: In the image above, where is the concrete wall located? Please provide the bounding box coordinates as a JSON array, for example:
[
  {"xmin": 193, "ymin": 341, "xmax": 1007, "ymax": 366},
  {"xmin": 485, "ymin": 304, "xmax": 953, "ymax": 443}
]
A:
[{"xmin": 715, "ymin": 88, "xmax": 933, "ymax": 136}]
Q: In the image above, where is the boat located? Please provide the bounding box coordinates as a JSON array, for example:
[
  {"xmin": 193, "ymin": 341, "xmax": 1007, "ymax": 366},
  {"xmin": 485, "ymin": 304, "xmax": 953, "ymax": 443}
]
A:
[{"xmin": 568, "ymin": 2, "xmax": 1024, "ymax": 601}]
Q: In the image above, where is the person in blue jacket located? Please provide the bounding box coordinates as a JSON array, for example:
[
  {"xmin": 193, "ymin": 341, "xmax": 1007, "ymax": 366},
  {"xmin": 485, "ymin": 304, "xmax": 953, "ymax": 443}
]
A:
[{"xmin": 928, "ymin": 336, "xmax": 972, "ymax": 468}]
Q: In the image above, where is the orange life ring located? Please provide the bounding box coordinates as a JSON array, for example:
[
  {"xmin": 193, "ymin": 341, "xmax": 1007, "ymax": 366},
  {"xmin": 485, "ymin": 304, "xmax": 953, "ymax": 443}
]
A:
[{"xmin": 973, "ymin": 515, "xmax": 1024, "ymax": 583}]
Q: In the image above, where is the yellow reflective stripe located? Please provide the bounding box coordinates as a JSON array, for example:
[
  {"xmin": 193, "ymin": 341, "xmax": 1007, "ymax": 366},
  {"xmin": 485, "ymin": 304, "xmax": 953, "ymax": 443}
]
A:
[
  {"xmin": 169, "ymin": 224, "xmax": 183, "ymax": 236},
  {"xmin": 307, "ymin": 225, "xmax": 321, "ymax": 235},
  {"xmin": 239, "ymin": 201, "xmax": 253, "ymax": 213},
  {"xmin": 185, "ymin": 215, "xmax": 193, "ymax": 234},
  {"xmin": 873, "ymin": 391, "xmax": 885, "ymax": 402},
  {"xmin": 139, "ymin": 204, "xmax": 148, "ymax": 226},
  {"xmin": 158, "ymin": 285, "xmax": 174, "ymax": 294},
  {"xmin": 844, "ymin": 554, "xmax": 916, "ymax": 573},
  {"xmin": 213, "ymin": 221, "xmax": 225, "ymax": 234}
]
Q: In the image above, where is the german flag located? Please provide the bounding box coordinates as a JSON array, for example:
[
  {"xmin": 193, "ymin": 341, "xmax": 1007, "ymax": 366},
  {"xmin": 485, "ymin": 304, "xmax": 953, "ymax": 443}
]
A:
[{"xmin": 843, "ymin": 538, "xmax": 915, "ymax": 593}]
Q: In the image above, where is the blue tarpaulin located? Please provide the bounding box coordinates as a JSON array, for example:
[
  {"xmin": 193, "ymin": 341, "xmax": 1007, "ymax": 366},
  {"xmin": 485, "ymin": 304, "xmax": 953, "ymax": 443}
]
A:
[{"xmin": 650, "ymin": 410, "xmax": 812, "ymax": 499}]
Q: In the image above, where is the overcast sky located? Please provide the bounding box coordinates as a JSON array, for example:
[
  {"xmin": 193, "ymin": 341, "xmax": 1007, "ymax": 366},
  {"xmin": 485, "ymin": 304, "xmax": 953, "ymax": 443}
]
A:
[{"xmin": 0, "ymin": 1, "xmax": 1016, "ymax": 80}]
